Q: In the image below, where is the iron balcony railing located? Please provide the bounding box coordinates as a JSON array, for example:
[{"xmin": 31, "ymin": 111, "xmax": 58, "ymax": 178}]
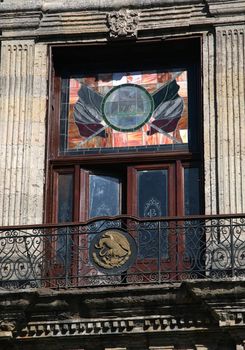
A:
[{"xmin": 1, "ymin": 214, "xmax": 245, "ymax": 289}]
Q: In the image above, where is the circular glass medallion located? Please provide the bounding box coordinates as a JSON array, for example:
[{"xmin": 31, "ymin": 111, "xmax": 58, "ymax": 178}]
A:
[
  {"xmin": 89, "ymin": 229, "xmax": 137, "ymax": 274},
  {"xmin": 102, "ymin": 84, "xmax": 154, "ymax": 132}
]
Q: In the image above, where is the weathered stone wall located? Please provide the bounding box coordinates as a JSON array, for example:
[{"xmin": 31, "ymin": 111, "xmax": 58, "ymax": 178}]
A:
[
  {"xmin": 0, "ymin": 41, "xmax": 48, "ymax": 225},
  {"xmin": 215, "ymin": 25, "xmax": 245, "ymax": 214},
  {"xmin": 0, "ymin": 4, "xmax": 245, "ymax": 350},
  {"xmin": 0, "ymin": 1, "xmax": 244, "ymax": 219},
  {"xmin": 203, "ymin": 25, "xmax": 245, "ymax": 215},
  {"xmin": 203, "ymin": 30, "xmax": 217, "ymax": 214}
]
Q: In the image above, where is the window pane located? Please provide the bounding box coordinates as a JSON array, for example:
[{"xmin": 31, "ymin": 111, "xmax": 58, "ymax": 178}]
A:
[
  {"xmin": 89, "ymin": 174, "xmax": 121, "ymax": 218},
  {"xmin": 137, "ymin": 170, "xmax": 168, "ymax": 259},
  {"xmin": 57, "ymin": 173, "xmax": 73, "ymax": 268},
  {"xmin": 58, "ymin": 174, "xmax": 73, "ymax": 222},
  {"xmin": 184, "ymin": 167, "xmax": 200, "ymax": 215},
  {"xmin": 137, "ymin": 170, "xmax": 168, "ymax": 217},
  {"xmin": 184, "ymin": 167, "xmax": 202, "ymax": 266}
]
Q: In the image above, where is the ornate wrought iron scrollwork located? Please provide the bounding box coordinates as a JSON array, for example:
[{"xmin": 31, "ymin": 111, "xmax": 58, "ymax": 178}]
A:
[{"xmin": 1, "ymin": 215, "xmax": 245, "ymax": 289}]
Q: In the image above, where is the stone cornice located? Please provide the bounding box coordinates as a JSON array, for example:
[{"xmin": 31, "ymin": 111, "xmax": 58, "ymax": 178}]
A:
[
  {"xmin": 187, "ymin": 281, "xmax": 245, "ymax": 328},
  {"xmin": 0, "ymin": 0, "xmax": 203, "ymax": 13},
  {"xmin": 205, "ymin": 0, "xmax": 245, "ymax": 16},
  {"xmin": 17, "ymin": 314, "xmax": 212, "ymax": 340},
  {"xmin": 1, "ymin": 282, "xmax": 245, "ymax": 348},
  {"xmin": 0, "ymin": 1, "xmax": 244, "ymax": 40},
  {"xmin": 0, "ymin": 11, "xmax": 42, "ymax": 30}
]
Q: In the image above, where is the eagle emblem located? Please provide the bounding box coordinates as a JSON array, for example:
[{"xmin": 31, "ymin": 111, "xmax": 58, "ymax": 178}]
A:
[{"xmin": 90, "ymin": 229, "xmax": 137, "ymax": 273}]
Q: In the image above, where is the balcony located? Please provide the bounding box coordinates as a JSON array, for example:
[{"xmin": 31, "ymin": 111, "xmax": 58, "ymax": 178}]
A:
[{"xmin": 1, "ymin": 214, "xmax": 245, "ymax": 289}]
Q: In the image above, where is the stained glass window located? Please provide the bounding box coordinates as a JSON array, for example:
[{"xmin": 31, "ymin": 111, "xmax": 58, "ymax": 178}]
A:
[{"xmin": 60, "ymin": 69, "xmax": 189, "ymax": 155}]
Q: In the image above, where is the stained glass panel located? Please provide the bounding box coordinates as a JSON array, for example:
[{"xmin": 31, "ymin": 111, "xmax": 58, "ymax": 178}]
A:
[{"xmin": 60, "ymin": 70, "xmax": 189, "ymax": 155}]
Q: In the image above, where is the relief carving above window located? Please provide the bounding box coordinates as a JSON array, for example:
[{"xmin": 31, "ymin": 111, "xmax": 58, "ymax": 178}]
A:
[{"xmin": 107, "ymin": 9, "xmax": 139, "ymax": 39}]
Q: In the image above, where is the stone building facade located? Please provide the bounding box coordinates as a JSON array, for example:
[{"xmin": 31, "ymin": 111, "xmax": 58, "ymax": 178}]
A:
[{"xmin": 0, "ymin": 0, "xmax": 245, "ymax": 349}]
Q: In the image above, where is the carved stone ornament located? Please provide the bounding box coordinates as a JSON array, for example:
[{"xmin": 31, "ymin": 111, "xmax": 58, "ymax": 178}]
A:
[{"xmin": 107, "ymin": 9, "xmax": 139, "ymax": 39}]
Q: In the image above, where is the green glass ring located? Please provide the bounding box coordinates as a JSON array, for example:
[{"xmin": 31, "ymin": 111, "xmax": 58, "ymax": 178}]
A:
[{"xmin": 101, "ymin": 83, "xmax": 154, "ymax": 132}]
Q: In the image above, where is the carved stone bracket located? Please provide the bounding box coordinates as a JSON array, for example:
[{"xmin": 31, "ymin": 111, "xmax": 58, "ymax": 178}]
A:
[
  {"xmin": 16, "ymin": 314, "xmax": 212, "ymax": 339},
  {"xmin": 107, "ymin": 9, "xmax": 139, "ymax": 39},
  {"xmin": 0, "ymin": 321, "xmax": 16, "ymax": 332},
  {"xmin": 0, "ymin": 320, "xmax": 16, "ymax": 340}
]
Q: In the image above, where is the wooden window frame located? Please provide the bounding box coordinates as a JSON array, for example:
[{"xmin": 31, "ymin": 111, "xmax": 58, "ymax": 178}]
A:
[{"xmin": 45, "ymin": 37, "xmax": 203, "ymax": 224}]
